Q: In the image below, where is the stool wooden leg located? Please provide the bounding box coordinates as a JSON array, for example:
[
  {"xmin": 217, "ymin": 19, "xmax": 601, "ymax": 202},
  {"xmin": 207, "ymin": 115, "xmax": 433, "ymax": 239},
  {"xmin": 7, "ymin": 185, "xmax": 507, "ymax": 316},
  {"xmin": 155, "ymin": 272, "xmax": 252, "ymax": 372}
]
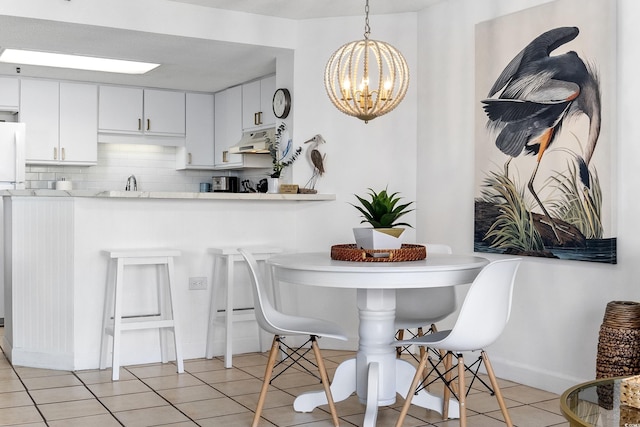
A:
[
  {"xmin": 111, "ymin": 258, "xmax": 125, "ymax": 381},
  {"xmin": 166, "ymin": 257, "xmax": 184, "ymax": 374},
  {"xmin": 205, "ymin": 255, "xmax": 221, "ymax": 359},
  {"xmin": 224, "ymin": 256, "xmax": 234, "ymax": 368},
  {"xmin": 100, "ymin": 259, "xmax": 115, "ymax": 370},
  {"xmin": 157, "ymin": 263, "xmax": 169, "ymax": 365}
]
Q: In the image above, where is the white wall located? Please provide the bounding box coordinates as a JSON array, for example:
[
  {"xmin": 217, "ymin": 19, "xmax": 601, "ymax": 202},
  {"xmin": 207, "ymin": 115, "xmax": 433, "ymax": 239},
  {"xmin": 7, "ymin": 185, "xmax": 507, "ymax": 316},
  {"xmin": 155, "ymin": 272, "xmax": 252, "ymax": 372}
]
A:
[{"xmin": 416, "ymin": 0, "xmax": 640, "ymax": 394}]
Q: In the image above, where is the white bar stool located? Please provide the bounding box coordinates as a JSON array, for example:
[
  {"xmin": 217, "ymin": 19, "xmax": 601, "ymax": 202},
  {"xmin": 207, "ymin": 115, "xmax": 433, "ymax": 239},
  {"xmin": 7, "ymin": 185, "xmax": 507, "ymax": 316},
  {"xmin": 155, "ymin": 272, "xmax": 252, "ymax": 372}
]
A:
[
  {"xmin": 100, "ymin": 248, "xmax": 184, "ymax": 380},
  {"xmin": 206, "ymin": 246, "xmax": 282, "ymax": 368}
]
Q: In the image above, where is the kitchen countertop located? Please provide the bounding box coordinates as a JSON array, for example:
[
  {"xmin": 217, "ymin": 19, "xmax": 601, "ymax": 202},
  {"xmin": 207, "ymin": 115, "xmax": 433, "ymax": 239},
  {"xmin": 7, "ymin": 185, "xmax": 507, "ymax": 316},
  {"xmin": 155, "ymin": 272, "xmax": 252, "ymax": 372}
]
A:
[{"xmin": 1, "ymin": 189, "xmax": 336, "ymax": 200}]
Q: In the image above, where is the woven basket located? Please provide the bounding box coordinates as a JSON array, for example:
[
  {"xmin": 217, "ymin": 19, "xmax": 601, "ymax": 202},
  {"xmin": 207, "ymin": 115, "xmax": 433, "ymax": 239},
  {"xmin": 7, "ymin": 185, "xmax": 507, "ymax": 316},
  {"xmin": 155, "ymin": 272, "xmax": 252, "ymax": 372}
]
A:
[
  {"xmin": 596, "ymin": 301, "xmax": 640, "ymax": 409},
  {"xmin": 330, "ymin": 244, "xmax": 426, "ymax": 262}
]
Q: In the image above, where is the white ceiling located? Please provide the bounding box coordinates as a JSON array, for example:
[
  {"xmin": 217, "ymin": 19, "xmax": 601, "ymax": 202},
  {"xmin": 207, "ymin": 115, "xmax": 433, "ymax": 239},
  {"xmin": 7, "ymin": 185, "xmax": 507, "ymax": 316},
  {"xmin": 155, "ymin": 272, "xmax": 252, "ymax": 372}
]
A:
[
  {"xmin": 169, "ymin": 0, "xmax": 439, "ymax": 19},
  {"xmin": 0, "ymin": 1, "xmax": 438, "ymax": 93}
]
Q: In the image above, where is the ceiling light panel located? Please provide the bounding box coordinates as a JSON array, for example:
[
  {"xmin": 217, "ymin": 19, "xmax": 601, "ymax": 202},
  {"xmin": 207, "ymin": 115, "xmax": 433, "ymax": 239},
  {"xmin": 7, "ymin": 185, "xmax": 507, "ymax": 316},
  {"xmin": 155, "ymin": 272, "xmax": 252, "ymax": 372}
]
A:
[{"xmin": 0, "ymin": 48, "xmax": 160, "ymax": 74}]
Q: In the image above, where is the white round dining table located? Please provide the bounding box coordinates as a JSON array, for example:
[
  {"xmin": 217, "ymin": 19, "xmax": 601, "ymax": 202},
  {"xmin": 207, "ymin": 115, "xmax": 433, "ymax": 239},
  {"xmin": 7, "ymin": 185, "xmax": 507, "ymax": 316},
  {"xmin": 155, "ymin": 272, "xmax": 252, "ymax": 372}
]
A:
[{"xmin": 267, "ymin": 251, "xmax": 489, "ymax": 427}]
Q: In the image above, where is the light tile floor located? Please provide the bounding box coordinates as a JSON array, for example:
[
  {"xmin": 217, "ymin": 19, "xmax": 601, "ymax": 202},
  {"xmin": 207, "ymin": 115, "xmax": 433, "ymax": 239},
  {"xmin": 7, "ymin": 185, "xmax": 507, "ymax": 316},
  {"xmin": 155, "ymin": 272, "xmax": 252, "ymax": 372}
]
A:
[{"xmin": 0, "ymin": 332, "xmax": 569, "ymax": 426}]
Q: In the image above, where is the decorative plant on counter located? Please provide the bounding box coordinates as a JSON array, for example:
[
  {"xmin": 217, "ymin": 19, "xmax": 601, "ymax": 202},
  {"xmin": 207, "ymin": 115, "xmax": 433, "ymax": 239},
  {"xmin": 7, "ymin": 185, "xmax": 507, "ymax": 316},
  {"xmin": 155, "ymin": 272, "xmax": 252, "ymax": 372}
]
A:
[
  {"xmin": 268, "ymin": 123, "xmax": 302, "ymax": 178},
  {"xmin": 351, "ymin": 188, "xmax": 415, "ymax": 249}
]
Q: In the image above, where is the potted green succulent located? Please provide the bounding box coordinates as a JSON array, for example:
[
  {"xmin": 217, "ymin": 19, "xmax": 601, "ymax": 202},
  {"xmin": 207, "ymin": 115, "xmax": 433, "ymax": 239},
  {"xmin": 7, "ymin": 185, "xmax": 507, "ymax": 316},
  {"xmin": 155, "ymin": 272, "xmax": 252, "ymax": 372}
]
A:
[{"xmin": 351, "ymin": 188, "xmax": 414, "ymax": 249}]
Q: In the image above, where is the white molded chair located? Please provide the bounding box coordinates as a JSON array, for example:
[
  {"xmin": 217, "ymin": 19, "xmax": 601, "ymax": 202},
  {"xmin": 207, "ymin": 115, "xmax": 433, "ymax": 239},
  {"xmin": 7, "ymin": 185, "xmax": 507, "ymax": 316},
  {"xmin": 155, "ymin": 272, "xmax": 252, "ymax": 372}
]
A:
[
  {"xmin": 395, "ymin": 243, "xmax": 454, "ymax": 360},
  {"xmin": 394, "ymin": 258, "xmax": 521, "ymax": 427},
  {"xmin": 238, "ymin": 248, "xmax": 348, "ymax": 427}
]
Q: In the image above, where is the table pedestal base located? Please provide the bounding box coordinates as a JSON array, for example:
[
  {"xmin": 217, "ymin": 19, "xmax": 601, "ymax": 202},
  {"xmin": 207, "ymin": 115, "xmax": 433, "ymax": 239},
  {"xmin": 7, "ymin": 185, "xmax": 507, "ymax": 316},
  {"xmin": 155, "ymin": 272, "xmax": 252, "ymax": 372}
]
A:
[{"xmin": 293, "ymin": 357, "xmax": 459, "ymax": 426}]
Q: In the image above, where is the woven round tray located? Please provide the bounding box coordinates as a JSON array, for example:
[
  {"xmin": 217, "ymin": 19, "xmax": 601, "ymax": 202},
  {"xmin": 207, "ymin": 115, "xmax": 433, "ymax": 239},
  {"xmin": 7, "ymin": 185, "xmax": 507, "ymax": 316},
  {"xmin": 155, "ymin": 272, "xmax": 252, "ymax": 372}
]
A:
[{"xmin": 330, "ymin": 244, "xmax": 426, "ymax": 262}]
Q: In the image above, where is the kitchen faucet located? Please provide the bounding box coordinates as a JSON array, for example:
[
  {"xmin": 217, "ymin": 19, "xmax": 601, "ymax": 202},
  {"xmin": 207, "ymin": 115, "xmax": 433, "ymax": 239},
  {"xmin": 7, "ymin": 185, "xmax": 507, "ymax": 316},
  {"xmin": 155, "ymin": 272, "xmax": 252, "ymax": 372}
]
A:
[{"xmin": 125, "ymin": 175, "xmax": 137, "ymax": 191}]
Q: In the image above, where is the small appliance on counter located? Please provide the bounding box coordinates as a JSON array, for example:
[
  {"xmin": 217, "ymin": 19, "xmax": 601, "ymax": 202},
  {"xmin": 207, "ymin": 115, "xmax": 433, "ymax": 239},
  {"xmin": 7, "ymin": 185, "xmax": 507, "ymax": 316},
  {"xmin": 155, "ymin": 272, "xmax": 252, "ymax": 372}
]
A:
[
  {"xmin": 212, "ymin": 176, "xmax": 238, "ymax": 193},
  {"xmin": 54, "ymin": 178, "xmax": 72, "ymax": 190}
]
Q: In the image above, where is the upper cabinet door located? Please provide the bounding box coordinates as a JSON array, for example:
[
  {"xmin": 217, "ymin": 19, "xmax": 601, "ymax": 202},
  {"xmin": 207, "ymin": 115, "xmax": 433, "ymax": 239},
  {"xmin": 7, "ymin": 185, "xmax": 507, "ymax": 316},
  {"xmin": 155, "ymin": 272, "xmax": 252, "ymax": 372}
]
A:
[
  {"xmin": 21, "ymin": 79, "xmax": 60, "ymax": 162},
  {"xmin": 183, "ymin": 92, "xmax": 214, "ymax": 167},
  {"xmin": 0, "ymin": 77, "xmax": 19, "ymax": 111},
  {"xmin": 144, "ymin": 89, "xmax": 185, "ymax": 136},
  {"xmin": 59, "ymin": 82, "xmax": 98, "ymax": 164},
  {"xmin": 259, "ymin": 75, "xmax": 276, "ymax": 126},
  {"xmin": 98, "ymin": 86, "xmax": 143, "ymax": 133},
  {"xmin": 242, "ymin": 75, "xmax": 276, "ymax": 131},
  {"xmin": 215, "ymin": 85, "xmax": 243, "ymax": 167}
]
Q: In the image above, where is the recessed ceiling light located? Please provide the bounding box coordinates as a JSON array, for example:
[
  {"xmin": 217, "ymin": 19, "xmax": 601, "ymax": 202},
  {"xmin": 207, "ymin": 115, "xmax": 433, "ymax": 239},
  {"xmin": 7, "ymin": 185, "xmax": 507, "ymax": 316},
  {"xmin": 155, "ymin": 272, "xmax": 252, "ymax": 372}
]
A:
[{"xmin": 0, "ymin": 48, "xmax": 160, "ymax": 74}]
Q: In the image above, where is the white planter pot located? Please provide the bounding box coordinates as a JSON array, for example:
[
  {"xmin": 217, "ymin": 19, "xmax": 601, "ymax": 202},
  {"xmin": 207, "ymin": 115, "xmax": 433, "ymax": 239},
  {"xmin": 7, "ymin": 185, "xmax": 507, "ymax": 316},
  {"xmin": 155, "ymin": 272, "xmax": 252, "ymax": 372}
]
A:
[
  {"xmin": 353, "ymin": 227, "xmax": 405, "ymax": 249},
  {"xmin": 267, "ymin": 177, "xmax": 280, "ymax": 194}
]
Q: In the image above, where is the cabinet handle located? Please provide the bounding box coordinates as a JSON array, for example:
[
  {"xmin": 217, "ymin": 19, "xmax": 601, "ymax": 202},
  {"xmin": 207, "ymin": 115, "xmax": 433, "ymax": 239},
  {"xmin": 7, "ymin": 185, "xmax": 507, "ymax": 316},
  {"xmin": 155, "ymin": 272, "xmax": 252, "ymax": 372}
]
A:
[
  {"xmin": 53, "ymin": 147, "xmax": 58, "ymax": 160},
  {"xmin": 147, "ymin": 119, "xmax": 150, "ymax": 131},
  {"xmin": 223, "ymin": 151, "xmax": 228, "ymax": 163},
  {"xmin": 188, "ymin": 153, "xmax": 192, "ymax": 165},
  {"xmin": 61, "ymin": 147, "xmax": 65, "ymax": 161},
  {"xmin": 138, "ymin": 118, "xmax": 142, "ymax": 130},
  {"xmin": 254, "ymin": 112, "xmax": 261, "ymax": 126}
]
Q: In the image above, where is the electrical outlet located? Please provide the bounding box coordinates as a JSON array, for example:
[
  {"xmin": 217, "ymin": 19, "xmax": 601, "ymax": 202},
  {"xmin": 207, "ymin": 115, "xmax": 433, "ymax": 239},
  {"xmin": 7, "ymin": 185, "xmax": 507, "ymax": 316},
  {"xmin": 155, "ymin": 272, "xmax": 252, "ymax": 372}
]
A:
[{"xmin": 188, "ymin": 276, "xmax": 207, "ymax": 290}]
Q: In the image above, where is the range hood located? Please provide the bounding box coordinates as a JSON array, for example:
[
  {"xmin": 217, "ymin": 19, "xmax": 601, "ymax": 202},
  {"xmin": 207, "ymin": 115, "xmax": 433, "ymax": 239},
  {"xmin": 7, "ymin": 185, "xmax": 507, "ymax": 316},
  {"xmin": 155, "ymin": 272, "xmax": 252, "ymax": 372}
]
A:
[{"xmin": 228, "ymin": 128, "xmax": 275, "ymax": 154}]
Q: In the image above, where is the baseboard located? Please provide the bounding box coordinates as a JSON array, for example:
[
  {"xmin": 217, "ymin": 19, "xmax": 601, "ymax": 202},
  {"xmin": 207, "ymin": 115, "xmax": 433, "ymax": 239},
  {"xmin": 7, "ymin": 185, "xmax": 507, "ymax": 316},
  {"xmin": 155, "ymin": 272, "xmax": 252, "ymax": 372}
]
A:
[{"xmin": 487, "ymin": 354, "xmax": 589, "ymax": 395}]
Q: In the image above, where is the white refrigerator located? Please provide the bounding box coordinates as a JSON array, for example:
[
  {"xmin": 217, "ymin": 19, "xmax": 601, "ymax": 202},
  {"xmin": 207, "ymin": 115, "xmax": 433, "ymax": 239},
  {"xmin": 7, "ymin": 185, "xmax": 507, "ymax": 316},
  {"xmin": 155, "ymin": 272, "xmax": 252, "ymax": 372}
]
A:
[
  {"xmin": 0, "ymin": 122, "xmax": 26, "ymax": 325},
  {"xmin": 0, "ymin": 122, "xmax": 26, "ymax": 190}
]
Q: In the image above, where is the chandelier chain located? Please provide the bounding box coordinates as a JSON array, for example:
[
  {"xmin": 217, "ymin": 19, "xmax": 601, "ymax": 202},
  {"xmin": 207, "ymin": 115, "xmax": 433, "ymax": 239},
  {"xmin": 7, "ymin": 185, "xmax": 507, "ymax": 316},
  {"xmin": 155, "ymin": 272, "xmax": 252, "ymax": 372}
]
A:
[{"xmin": 364, "ymin": 0, "xmax": 370, "ymax": 40}]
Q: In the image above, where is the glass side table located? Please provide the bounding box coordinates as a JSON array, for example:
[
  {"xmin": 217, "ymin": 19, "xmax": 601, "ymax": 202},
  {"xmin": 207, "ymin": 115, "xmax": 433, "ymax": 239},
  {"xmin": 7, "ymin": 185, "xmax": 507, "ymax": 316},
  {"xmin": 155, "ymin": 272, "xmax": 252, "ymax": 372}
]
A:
[{"xmin": 561, "ymin": 376, "xmax": 640, "ymax": 426}]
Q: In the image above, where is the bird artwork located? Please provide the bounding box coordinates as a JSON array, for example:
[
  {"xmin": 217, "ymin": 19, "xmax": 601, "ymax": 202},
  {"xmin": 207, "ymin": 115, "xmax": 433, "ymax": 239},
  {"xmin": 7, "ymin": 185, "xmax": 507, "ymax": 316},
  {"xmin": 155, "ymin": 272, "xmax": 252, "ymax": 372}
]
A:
[
  {"xmin": 303, "ymin": 134, "xmax": 326, "ymax": 191},
  {"xmin": 481, "ymin": 26, "xmax": 601, "ymax": 242}
]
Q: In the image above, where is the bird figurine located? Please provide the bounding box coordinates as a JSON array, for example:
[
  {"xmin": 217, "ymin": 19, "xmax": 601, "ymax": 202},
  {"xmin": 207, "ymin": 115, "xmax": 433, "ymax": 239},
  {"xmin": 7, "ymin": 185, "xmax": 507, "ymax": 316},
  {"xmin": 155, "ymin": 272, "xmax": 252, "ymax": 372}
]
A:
[
  {"xmin": 303, "ymin": 134, "xmax": 326, "ymax": 190},
  {"xmin": 482, "ymin": 26, "xmax": 601, "ymax": 243}
]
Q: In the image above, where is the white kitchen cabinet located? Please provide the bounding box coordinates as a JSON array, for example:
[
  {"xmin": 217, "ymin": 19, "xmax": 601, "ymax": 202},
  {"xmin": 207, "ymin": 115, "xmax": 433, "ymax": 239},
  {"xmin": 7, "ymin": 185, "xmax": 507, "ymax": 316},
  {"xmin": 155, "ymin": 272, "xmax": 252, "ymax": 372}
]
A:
[
  {"xmin": 98, "ymin": 86, "xmax": 185, "ymax": 136},
  {"xmin": 176, "ymin": 92, "xmax": 215, "ymax": 169},
  {"xmin": 0, "ymin": 77, "xmax": 19, "ymax": 111},
  {"xmin": 144, "ymin": 89, "xmax": 185, "ymax": 136},
  {"xmin": 215, "ymin": 85, "xmax": 243, "ymax": 167},
  {"xmin": 215, "ymin": 85, "xmax": 272, "ymax": 169},
  {"xmin": 98, "ymin": 86, "xmax": 143, "ymax": 133},
  {"xmin": 21, "ymin": 79, "xmax": 97, "ymax": 165},
  {"xmin": 242, "ymin": 75, "xmax": 276, "ymax": 130}
]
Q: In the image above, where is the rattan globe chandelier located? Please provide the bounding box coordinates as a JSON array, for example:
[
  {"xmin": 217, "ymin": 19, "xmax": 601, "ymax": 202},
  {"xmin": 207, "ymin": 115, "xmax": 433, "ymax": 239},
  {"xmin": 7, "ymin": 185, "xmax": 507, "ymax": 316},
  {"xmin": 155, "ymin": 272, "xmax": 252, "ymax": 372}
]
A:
[{"xmin": 324, "ymin": 0, "xmax": 409, "ymax": 123}]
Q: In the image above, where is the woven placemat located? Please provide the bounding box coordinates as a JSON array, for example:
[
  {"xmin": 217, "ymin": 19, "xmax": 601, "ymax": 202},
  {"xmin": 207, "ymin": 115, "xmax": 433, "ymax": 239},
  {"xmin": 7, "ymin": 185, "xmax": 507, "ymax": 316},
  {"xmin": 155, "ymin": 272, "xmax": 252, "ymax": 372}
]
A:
[{"xmin": 330, "ymin": 244, "xmax": 426, "ymax": 262}]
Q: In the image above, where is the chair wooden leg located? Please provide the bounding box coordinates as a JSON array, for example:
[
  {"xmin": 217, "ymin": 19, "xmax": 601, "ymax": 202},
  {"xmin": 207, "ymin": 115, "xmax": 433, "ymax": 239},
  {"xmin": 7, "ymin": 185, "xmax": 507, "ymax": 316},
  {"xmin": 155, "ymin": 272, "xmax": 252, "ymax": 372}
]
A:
[
  {"xmin": 417, "ymin": 327, "xmax": 426, "ymax": 361},
  {"xmin": 442, "ymin": 351, "xmax": 453, "ymax": 419},
  {"xmin": 482, "ymin": 351, "xmax": 513, "ymax": 427},
  {"xmin": 395, "ymin": 350, "xmax": 429, "ymax": 427},
  {"xmin": 311, "ymin": 337, "xmax": 340, "ymax": 427},
  {"xmin": 252, "ymin": 336, "xmax": 280, "ymax": 427},
  {"xmin": 457, "ymin": 353, "xmax": 467, "ymax": 427},
  {"xmin": 396, "ymin": 329, "xmax": 405, "ymax": 358}
]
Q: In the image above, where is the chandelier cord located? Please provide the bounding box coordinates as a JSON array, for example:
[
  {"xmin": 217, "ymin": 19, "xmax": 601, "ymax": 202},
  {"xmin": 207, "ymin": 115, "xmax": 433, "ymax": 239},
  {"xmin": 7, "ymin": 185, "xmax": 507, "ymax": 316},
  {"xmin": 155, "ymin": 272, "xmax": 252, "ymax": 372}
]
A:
[{"xmin": 364, "ymin": 0, "xmax": 370, "ymax": 40}]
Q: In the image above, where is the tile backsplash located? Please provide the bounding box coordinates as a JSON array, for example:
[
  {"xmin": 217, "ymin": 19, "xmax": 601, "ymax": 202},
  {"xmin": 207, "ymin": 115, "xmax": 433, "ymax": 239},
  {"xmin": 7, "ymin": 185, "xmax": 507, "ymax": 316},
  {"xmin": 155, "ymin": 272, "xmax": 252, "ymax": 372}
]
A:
[{"xmin": 26, "ymin": 143, "xmax": 238, "ymax": 192}]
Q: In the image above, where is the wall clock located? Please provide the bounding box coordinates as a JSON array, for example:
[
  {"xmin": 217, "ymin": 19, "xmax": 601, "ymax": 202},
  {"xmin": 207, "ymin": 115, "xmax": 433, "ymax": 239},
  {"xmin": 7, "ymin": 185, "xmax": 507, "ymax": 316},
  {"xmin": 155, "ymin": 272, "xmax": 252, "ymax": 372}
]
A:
[{"xmin": 272, "ymin": 88, "xmax": 291, "ymax": 119}]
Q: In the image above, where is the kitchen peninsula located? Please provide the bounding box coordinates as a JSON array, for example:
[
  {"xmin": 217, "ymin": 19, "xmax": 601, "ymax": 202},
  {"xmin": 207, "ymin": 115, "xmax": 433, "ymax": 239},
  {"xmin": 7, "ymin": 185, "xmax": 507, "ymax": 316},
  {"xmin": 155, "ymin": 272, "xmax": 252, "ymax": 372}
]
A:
[{"xmin": 2, "ymin": 190, "xmax": 335, "ymax": 371}]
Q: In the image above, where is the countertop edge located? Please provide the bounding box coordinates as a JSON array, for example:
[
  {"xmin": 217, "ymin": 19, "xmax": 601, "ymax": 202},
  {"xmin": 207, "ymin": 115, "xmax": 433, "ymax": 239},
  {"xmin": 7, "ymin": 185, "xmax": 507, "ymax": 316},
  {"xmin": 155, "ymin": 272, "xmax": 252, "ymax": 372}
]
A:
[{"xmin": 1, "ymin": 190, "xmax": 336, "ymax": 201}]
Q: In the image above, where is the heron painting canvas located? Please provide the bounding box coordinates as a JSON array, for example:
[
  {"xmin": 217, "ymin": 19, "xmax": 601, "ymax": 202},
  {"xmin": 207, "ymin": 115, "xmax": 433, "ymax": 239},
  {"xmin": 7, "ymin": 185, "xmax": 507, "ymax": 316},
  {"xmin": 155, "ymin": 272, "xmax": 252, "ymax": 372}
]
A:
[{"xmin": 474, "ymin": 0, "xmax": 617, "ymax": 263}]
